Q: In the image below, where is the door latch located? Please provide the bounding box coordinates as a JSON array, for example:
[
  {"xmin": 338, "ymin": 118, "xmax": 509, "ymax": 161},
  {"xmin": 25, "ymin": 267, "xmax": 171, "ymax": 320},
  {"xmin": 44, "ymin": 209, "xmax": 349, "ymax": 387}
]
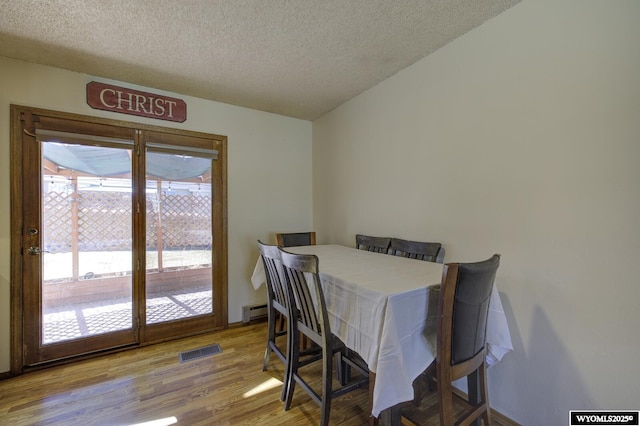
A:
[{"xmin": 27, "ymin": 246, "xmax": 49, "ymax": 255}]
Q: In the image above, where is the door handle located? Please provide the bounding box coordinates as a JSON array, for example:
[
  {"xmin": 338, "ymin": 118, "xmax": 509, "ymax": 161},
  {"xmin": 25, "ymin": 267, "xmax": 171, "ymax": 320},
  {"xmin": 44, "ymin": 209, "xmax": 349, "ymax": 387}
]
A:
[{"xmin": 27, "ymin": 246, "xmax": 50, "ymax": 255}]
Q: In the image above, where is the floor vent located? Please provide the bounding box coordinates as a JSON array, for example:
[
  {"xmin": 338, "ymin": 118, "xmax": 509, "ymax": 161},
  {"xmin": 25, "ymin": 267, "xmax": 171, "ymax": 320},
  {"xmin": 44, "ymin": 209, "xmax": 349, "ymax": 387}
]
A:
[
  {"xmin": 179, "ymin": 343, "xmax": 222, "ymax": 363},
  {"xmin": 242, "ymin": 303, "xmax": 268, "ymax": 323}
]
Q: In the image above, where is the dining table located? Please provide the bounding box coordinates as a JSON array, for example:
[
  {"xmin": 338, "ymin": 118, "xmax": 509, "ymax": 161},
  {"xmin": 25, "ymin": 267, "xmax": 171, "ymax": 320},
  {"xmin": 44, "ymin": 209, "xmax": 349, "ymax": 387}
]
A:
[{"xmin": 251, "ymin": 244, "xmax": 513, "ymax": 423}]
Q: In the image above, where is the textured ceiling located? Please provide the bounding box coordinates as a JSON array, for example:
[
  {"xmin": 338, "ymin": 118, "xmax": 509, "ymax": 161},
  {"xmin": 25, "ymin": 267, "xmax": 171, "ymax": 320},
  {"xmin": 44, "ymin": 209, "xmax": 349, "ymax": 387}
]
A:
[{"xmin": 0, "ymin": 0, "xmax": 520, "ymax": 120}]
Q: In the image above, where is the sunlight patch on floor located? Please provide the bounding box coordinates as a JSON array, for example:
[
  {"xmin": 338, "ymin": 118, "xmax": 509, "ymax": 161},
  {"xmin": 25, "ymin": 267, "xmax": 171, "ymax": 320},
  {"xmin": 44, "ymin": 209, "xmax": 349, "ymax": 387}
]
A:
[
  {"xmin": 242, "ymin": 377, "xmax": 283, "ymax": 398},
  {"xmin": 128, "ymin": 416, "xmax": 178, "ymax": 426}
]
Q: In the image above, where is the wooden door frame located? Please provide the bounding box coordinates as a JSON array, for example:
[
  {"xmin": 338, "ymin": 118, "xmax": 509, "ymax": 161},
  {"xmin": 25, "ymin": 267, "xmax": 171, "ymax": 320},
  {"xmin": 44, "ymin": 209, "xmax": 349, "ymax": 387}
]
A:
[{"xmin": 9, "ymin": 105, "xmax": 228, "ymax": 375}]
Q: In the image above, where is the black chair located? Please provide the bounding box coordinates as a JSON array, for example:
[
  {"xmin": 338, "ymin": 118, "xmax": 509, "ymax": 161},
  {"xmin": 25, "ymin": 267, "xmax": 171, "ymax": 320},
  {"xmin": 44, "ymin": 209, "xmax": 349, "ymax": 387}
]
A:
[
  {"xmin": 422, "ymin": 254, "xmax": 501, "ymax": 426},
  {"xmin": 355, "ymin": 234, "xmax": 391, "ymax": 253},
  {"xmin": 389, "ymin": 237, "xmax": 444, "ymax": 263},
  {"xmin": 279, "ymin": 248, "xmax": 369, "ymax": 426},
  {"xmin": 276, "ymin": 231, "xmax": 316, "ymax": 247},
  {"xmin": 257, "ymin": 240, "xmax": 291, "ymax": 400}
]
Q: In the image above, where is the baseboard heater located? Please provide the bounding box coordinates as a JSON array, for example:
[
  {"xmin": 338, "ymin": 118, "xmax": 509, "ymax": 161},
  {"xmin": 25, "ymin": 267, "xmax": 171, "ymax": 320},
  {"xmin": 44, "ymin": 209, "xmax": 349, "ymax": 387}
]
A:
[{"xmin": 242, "ymin": 303, "xmax": 268, "ymax": 323}]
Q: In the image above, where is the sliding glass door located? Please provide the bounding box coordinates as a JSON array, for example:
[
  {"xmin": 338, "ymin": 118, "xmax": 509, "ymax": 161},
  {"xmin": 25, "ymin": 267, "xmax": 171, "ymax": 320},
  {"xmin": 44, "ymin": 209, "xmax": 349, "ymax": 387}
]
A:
[
  {"xmin": 13, "ymin": 107, "xmax": 227, "ymax": 367},
  {"xmin": 42, "ymin": 140, "xmax": 136, "ymax": 347},
  {"xmin": 142, "ymin": 132, "xmax": 221, "ymax": 342}
]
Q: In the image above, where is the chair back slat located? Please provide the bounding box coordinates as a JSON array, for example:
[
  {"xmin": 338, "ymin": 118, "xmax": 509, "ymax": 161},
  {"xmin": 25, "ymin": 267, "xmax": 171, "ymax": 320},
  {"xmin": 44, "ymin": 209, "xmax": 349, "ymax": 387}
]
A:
[
  {"xmin": 280, "ymin": 250, "xmax": 327, "ymax": 339},
  {"xmin": 266, "ymin": 256, "xmax": 286, "ymax": 308},
  {"xmin": 258, "ymin": 241, "xmax": 289, "ymax": 313},
  {"xmin": 276, "ymin": 232, "xmax": 316, "ymax": 247},
  {"xmin": 389, "ymin": 238, "xmax": 443, "ymax": 263},
  {"xmin": 292, "ymin": 268, "xmax": 320, "ymax": 333},
  {"xmin": 355, "ymin": 234, "xmax": 391, "ymax": 253}
]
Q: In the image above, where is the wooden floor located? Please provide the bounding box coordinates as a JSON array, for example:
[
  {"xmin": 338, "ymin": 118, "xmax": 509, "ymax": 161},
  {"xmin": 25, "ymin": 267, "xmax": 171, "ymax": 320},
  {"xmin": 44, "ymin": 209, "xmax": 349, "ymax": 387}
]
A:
[{"xmin": 0, "ymin": 322, "xmax": 509, "ymax": 425}]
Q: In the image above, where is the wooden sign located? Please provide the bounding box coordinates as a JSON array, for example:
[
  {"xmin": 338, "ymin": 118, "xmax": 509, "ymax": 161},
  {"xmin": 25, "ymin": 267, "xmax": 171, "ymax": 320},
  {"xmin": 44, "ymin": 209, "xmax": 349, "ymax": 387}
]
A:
[{"xmin": 86, "ymin": 81, "xmax": 187, "ymax": 122}]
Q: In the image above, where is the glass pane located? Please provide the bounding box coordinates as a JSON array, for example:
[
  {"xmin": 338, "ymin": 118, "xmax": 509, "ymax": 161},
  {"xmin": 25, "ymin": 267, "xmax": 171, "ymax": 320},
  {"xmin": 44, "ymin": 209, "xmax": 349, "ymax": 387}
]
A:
[
  {"xmin": 145, "ymin": 151, "xmax": 213, "ymax": 324},
  {"xmin": 42, "ymin": 142, "xmax": 133, "ymax": 344}
]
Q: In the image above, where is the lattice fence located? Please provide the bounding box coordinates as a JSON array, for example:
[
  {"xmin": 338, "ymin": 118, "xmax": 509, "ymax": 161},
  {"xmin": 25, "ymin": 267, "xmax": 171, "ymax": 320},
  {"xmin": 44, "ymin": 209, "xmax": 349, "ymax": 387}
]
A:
[
  {"xmin": 147, "ymin": 192, "xmax": 212, "ymax": 250},
  {"xmin": 43, "ymin": 192, "xmax": 73, "ymax": 253},
  {"xmin": 44, "ymin": 190, "xmax": 212, "ymax": 253},
  {"xmin": 78, "ymin": 191, "xmax": 132, "ymax": 252}
]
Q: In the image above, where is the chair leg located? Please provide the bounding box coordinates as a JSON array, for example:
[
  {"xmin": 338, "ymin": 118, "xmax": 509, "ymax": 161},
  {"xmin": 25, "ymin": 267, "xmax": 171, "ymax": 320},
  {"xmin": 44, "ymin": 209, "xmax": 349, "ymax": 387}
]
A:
[
  {"xmin": 320, "ymin": 347, "xmax": 333, "ymax": 426},
  {"xmin": 438, "ymin": 376, "xmax": 455, "ymax": 426},
  {"xmin": 277, "ymin": 311, "xmax": 286, "ymax": 333},
  {"xmin": 467, "ymin": 367, "xmax": 492, "ymax": 426},
  {"xmin": 263, "ymin": 309, "xmax": 276, "ymax": 371},
  {"xmin": 479, "ymin": 363, "xmax": 491, "ymax": 426},
  {"xmin": 280, "ymin": 316, "xmax": 293, "ymax": 402},
  {"xmin": 412, "ymin": 371, "xmax": 431, "ymax": 406},
  {"xmin": 335, "ymin": 351, "xmax": 350, "ymax": 385},
  {"xmin": 412, "ymin": 362, "xmax": 435, "ymax": 406},
  {"xmin": 284, "ymin": 325, "xmax": 300, "ymax": 410},
  {"xmin": 262, "ymin": 346, "xmax": 271, "ymax": 372}
]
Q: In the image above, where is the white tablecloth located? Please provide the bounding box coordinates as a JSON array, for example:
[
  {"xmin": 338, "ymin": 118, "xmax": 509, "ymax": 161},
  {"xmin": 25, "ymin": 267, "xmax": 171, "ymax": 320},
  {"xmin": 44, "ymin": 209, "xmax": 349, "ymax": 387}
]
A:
[{"xmin": 251, "ymin": 244, "xmax": 512, "ymax": 417}]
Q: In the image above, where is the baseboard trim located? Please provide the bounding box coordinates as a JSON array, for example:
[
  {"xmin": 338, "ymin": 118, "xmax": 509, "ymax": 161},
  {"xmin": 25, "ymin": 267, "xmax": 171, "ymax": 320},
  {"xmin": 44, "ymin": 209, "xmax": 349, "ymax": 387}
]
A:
[
  {"xmin": 492, "ymin": 408, "xmax": 521, "ymax": 426},
  {"xmin": 451, "ymin": 386, "xmax": 521, "ymax": 426}
]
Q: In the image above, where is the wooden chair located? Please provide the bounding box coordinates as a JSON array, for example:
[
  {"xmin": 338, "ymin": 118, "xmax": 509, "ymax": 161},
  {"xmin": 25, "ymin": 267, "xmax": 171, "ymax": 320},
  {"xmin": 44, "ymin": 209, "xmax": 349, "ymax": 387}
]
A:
[
  {"xmin": 276, "ymin": 231, "xmax": 316, "ymax": 247},
  {"xmin": 389, "ymin": 237, "xmax": 445, "ymax": 263},
  {"xmin": 355, "ymin": 234, "xmax": 391, "ymax": 253},
  {"xmin": 279, "ymin": 249, "xmax": 369, "ymax": 426},
  {"xmin": 257, "ymin": 240, "xmax": 291, "ymax": 400},
  {"xmin": 424, "ymin": 254, "xmax": 501, "ymax": 426}
]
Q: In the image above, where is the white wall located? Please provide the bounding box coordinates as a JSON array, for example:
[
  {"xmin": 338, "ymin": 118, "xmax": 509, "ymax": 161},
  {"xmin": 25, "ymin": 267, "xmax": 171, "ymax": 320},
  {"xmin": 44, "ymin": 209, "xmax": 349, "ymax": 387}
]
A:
[
  {"xmin": 0, "ymin": 56, "xmax": 312, "ymax": 373},
  {"xmin": 313, "ymin": 1, "xmax": 640, "ymax": 424}
]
